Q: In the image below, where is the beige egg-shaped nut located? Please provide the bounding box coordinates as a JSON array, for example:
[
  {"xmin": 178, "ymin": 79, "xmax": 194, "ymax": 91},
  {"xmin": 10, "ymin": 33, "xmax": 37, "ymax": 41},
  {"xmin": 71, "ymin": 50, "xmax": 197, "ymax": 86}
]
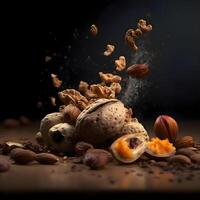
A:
[
  {"xmin": 76, "ymin": 99, "xmax": 127, "ymax": 145},
  {"xmin": 40, "ymin": 113, "xmax": 65, "ymax": 146},
  {"xmin": 48, "ymin": 123, "xmax": 77, "ymax": 153}
]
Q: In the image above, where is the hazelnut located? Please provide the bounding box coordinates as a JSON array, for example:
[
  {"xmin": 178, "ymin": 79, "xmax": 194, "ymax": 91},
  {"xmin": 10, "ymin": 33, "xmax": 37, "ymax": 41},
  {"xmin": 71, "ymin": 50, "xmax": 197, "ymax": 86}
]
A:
[
  {"xmin": 83, "ymin": 149, "xmax": 112, "ymax": 169},
  {"xmin": 75, "ymin": 141, "xmax": 94, "ymax": 156},
  {"xmin": 153, "ymin": 115, "xmax": 178, "ymax": 143},
  {"xmin": 174, "ymin": 136, "xmax": 194, "ymax": 149},
  {"xmin": 62, "ymin": 104, "xmax": 81, "ymax": 125}
]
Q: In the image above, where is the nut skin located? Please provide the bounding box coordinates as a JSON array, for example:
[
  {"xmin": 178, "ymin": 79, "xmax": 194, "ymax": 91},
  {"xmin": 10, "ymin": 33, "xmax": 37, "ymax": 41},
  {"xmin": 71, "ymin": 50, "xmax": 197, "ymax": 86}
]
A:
[
  {"xmin": 62, "ymin": 104, "xmax": 81, "ymax": 125},
  {"xmin": 76, "ymin": 99, "xmax": 127, "ymax": 145},
  {"xmin": 153, "ymin": 115, "xmax": 178, "ymax": 143},
  {"xmin": 174, "ymin": 136, "xmax": 194, "ymax": 149},
  {"xmin": 75, "ymin": 142, "xmax": 94, "ymax": 156},
  {"xmin": 36, "ymin": 153, "xmax": 59, "ymax": 165},
  {"xmin": 10, "ymin": 148, "xmax": 36, "ymax": 165},
  {"xmin": 40, "ymin": 113, "xmax": 65, "ymax": 146},
  {"xmin": 83, "ymin": 149, "xmax": 112, "ymax": 169}
]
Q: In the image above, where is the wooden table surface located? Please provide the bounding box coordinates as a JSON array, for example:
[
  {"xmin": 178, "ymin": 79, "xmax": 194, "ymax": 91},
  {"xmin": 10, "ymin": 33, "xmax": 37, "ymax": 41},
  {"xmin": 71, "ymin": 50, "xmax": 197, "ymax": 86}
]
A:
[{"xmin": 0, "ymin": 120, "xmax": 200, "ymax": 196}]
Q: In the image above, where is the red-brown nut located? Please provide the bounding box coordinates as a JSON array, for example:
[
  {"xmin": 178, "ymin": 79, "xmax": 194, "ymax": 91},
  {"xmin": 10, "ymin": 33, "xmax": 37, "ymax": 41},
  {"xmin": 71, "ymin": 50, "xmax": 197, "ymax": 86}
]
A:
[
  {"xmin": 83, "ymin": 149, "xmax": 112, "ymax": 169},
  {"xmin": 75, "ymin": 141, "xmax": 94, "ymax": 156},
  {"xmin": 127, "ymin": 64, "xmax": 149, "ymax": 79},
  {"xmin": 62, "ymin": 104, "xmax": 81, "ymax": 125},
  {"xmin": 153, "ymin": 115, "xmax": 179, "ymax": 143}
]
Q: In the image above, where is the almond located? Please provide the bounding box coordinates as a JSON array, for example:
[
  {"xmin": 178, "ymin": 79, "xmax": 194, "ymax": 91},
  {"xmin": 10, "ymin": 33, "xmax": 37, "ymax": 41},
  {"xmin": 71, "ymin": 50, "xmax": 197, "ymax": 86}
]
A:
[
  {"xmin": 176, "ymin": 148, "xmax": 196, "ymax": 157},
  {"xmin": 168, "ymin": 155, "xmax": 191, "ymax": 165},
  {"xmin": 174, "ymin": 136, "xmax": 194, "ymax": 149},
  {"xmin": 36, "ymin": 153, "xmax": 59, "ymax": 165},
  {"xmin": 10, "ymin": 148, "xmax": 36, "ymax": 164}
]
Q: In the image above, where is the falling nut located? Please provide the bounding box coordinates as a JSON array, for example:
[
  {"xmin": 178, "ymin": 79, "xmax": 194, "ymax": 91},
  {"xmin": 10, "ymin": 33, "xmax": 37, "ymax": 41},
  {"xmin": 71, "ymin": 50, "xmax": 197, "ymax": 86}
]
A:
[
  {"xmin": 127, "ymin": 64, "xmax": 150, "ymax": 79},
  {"xmin": 138, "ymin": 19, "xmax": 152, "ymax": 33},
  {"xmin": 99, "ymin": 72, "xmax": 121, "ymax": 84},
  {"xmin": 90, "ymin": 24, "xmax": 98, "ymax": 36},
  {"xmin": 125, "ymin": 29, "xmax": 138, "ymax": 51},
  {"xmin": 103, "ymin": 44, "xmax": 115, "ymax": 56},
  {"xmin": 51, "ymin": 74, "xmax": 62, "ymax": 88},
  {"xmin": 115, "ymin": 56, "xmax": 126, "ymax": 71}
]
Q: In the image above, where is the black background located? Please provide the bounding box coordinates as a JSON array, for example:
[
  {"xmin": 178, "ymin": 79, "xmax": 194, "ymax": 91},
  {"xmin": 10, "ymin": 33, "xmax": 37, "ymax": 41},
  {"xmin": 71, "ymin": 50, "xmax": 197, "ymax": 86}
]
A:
[{"xmin": 1, "ymin": 0, "xmax": 200, "ymax": 121}]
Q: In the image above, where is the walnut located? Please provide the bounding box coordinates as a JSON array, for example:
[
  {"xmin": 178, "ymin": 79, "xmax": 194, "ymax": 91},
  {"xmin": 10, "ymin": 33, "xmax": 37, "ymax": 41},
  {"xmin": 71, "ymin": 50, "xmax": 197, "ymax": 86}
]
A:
[
  {"xmin": 51, "ymin": 74, "xmax": 62, "ymax": 88},
  {"xmin": 103, "ymin": 44, "xmax": 115, "ymax": 56},
  {"xmin": 58, "ymin": 89, "xmax": 88, "ymax": 110},
  {"xmin": 138, "ymin": 19, "xmax": 152, "ymax": 33},
  {"xmin": 90, "ymin": 24, "xmax": 98, "ymax": 36},
  {"xmin": 90, "ymin": 84, "xmax": 115, "ymax": 99},
  {"xmin": 99, "ymin": 72, "xmax": 121, "ymax": 84},
  {"xmin": 79, "ymin": 81, "xmax": 89, "ymax": 94},
  {"xmin": 115, "ymin": 56, "xmax": 126, "ymax": 71},
  {"xmin": 110, "ymin": 82, "xmax": 122, "ymax": 94}
]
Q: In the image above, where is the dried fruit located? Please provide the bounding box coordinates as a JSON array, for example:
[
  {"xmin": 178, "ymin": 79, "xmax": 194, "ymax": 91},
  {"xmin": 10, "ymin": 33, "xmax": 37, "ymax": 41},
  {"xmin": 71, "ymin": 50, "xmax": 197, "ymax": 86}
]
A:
[
  {"xmin": 51, "ymin": 73, "xmax": 62, "ymax": 88},
  {"xmin": 62, "ymin": 104, "xmax": 81, "ymax": 125},
  {"xmin": 168, "ymin": 155, "xmax": 191, "ymax": 165},
  {"xmin": 115, "ymin": 56, "xmax": 126, "ymax": 71},
  {"xmin": 111, "ymin": 134, "xmax": 147, "ymax": 163},
  {"xmin": 90, "ymin": 24, "xmax": 98, "ymax": 36},
  {"xmin": 127, "ymin": 64, "xmax": 149, "ymax": 79},
  {"xmin": 146, "ymin": 138, "xmax": 176, "ymax": 159},
  {"xmin": 83, "ymin": 149, "xmax": 112, "ymax": 169},
  {"xmin": 176, "ymin": 148, "xmax": 196, "ymax": 157},
  {"xmin": 103, "ymin": 44, "xmax": 115, "ymax": 56},
  {"xmin": 174, "ymin": 136, "xmax": 194, "ymax": 149},
  {"xmin": 48, "ymin": 123, "xmax": 77, "ymax": 153},
  {"xmin": 10, "ymin": 148, "xmax": 36, "ymax": 165},
  {"xmin": 75, "ymin": 142, "xmax": 94, "ymax": 156},
  {"xmin": 36, "ymin": 153, "xmax": 59, "ymax": 165},
  {"xmin": 76, "ymin": 99, "xmax": 128, "ymax": 145},
  {"xmin": 0, "ymin": 160, "xmax": 10, "ymax": 172},
  {"xmin": 99, "ymin": 72, "xmax": 121, "ymax": 84},
  {"xmin": 153, "ymin": 115, "xmax": 178, "ymax": 143},
  {"xmin": 190, "ymin": 154, "xmax": 200, "ymax": 164}
]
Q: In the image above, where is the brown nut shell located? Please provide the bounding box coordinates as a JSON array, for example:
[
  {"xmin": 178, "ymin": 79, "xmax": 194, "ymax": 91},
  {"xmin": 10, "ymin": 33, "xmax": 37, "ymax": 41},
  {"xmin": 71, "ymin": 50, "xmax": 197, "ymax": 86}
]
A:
[{"xmin": 174, "ymin": 136, "xmax": 194, "ymax": 149}]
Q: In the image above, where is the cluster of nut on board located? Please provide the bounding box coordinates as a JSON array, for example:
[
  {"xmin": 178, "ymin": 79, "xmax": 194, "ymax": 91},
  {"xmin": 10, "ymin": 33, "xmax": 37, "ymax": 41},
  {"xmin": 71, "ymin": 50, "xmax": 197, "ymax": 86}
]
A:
[{"xmin": 35, "ymin": 19, "xmax": 199, "ymax": 169}]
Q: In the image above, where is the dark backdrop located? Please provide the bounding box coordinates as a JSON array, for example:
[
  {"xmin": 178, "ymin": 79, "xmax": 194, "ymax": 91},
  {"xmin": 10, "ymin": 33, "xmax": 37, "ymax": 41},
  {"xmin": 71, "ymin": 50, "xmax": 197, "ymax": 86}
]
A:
[{"xmin": 1, "ymin": 0, "xmax": 200, "ymax": 121}]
